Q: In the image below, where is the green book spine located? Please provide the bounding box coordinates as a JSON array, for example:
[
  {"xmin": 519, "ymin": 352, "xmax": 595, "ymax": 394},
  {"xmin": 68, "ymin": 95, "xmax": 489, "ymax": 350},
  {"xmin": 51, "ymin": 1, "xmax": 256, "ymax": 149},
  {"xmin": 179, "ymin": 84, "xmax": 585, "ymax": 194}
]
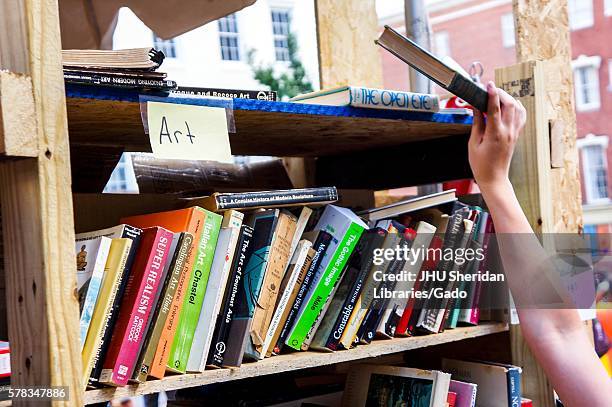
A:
[
  {"xmin": 286, "ymin": 222, "xmax": 364, "ymax": 350},
  {"xmin": 167, "ymin": 209, "xmax": 222, "ymax": 373}
]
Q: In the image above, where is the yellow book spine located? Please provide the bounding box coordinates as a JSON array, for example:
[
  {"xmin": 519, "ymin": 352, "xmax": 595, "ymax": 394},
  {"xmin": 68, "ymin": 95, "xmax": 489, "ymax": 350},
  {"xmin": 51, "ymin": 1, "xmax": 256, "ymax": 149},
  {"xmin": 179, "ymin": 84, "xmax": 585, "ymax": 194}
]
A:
[{"xmin": 81, "ymin": 238, "xmax": 131, "ymax": 389}]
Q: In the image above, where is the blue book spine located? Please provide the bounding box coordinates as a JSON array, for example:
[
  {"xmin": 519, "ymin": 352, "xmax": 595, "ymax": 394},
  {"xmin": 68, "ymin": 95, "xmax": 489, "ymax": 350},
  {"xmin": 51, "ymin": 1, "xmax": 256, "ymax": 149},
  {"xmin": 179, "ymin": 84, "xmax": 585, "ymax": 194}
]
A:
[{"xmin": 506, "ymin": 366, "xmax": 522, "ymax": 407}]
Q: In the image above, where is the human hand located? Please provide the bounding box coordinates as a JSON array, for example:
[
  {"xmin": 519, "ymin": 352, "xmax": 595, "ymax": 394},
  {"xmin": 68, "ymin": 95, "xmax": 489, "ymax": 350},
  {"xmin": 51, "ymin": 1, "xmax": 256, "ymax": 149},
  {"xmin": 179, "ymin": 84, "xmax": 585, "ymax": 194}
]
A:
[{"xmin": 468, "ymin": 81, "xmax": 527, "ymax": 189}]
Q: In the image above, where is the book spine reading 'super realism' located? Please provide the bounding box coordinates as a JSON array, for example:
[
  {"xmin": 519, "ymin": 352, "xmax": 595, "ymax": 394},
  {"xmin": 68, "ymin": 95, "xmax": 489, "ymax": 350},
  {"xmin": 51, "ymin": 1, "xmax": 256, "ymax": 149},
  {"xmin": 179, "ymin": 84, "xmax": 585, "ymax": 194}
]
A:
[
  {"xmin": 222, "ymin": 210, "xmax": 279, "ymax": 367},
  {"xmin": 260, "ymin": 240, "xmax": 313, "ymax": 359},
  {"xmin": 206, "ymin": 187, "xmax": 338, "ymax": 211},
  {"xmin": 207, "ymin": 225, "xmax": 254, "ymax": 367},
  {"xmin": 286, "ymin": 221, "xmax": 365, "ymax": 350},
  {"xmin": 134, "ymin": 232, "xmax": 193, "ymax": 383},
  {"xmin": 88, "ymin": 225, "xmax": 143, "ymax": 385},
  {"xmin": 171, "ymin": 86, "xmax": 277, "ymax": 101},
  {"xmin": 187, "ymin": 210, "xmax": 244, "ymax": 373},
  {"xmin": 64, "ymin": 71, "xmax": 177, "ymax": 90},
  {"xmin": 99, "ymin": 227, "xmax": 173, "ymax": 386},
  {"xmin": 273, "ymin": 230, "xmax": 333, "ymax": 355},
  {"xmin": 168, "ymin": 209, "xmax": 222, "ymax": 373},
  {"xmin": 348, "ymin": 86, "xmax": 439, "ymax": 112},
  {"xmin": 245, "ymin": 210, "xmax": 298, "ymax": 359}
]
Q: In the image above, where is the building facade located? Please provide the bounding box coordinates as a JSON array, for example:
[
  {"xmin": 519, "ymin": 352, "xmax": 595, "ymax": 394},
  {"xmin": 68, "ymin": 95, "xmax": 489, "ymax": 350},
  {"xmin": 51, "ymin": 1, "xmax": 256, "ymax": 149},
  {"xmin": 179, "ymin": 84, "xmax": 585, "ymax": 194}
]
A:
[{"xmin": 380, "ymin": 0, "xmax": 612, "ymax": 231}]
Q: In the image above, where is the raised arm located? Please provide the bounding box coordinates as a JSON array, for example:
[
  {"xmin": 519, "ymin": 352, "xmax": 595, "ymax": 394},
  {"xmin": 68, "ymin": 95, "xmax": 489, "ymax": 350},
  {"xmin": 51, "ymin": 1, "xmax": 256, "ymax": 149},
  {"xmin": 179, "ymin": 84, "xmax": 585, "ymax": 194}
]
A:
[{"xmin": 468, "ymin": 82, "xmax": 611, "ymax": 407}]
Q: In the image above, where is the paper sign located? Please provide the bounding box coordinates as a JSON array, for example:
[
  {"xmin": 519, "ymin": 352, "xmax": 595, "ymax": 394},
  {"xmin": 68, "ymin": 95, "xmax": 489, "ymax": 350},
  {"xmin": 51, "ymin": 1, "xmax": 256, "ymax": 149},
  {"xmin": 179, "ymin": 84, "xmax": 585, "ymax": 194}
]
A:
[{"xmin": 147, "ymin": 101, "xmax": 232, "ymax": 162}]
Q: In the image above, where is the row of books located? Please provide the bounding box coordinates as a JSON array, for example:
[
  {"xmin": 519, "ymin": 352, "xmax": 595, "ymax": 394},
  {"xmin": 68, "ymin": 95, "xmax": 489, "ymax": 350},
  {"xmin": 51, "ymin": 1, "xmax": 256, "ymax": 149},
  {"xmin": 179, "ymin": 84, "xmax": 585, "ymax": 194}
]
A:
[
  {"xmin": 344, "ymin": 360, "xmax": 526, "ymax": 407},
  {"xmin": 75, "ymin": 186, "xmax": 495, "ymax": 388}
]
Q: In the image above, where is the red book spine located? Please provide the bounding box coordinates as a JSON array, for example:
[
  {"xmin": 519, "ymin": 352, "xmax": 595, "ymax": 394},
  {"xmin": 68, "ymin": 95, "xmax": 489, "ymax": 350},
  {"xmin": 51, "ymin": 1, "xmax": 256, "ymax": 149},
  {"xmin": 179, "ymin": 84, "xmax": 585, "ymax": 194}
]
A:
[
  {"xmin": 100, "ymin": 227, "xmax": 173, "ymax": 386},
  {"xmin": 0, "ymin": 343, "xmax": 10, "ymax": 378},
  {"xmin": 395, "ymin": 236, "xmax": 443, "ymax": 336},
  {"xmin": 447, "ymin": 391, "xmax": 457, "ymax": 407}
]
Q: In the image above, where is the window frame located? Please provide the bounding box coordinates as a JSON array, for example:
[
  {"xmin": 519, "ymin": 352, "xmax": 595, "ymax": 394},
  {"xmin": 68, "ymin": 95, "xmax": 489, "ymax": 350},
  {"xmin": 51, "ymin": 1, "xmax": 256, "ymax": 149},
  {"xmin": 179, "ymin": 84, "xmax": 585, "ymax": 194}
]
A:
[
  {"xmin": 568, "ymin": 0, "xmax": 594, "ymax": 30},
  {"xmin": 500, "ymin": 13, "xmax": 515, "ymax": 48},
  {"xmin": 152, "ymin": 34, "xmax": 177, "ymax": 59},
  {"xmin": 271, "ymin": 9, "xmax": 291, "ymax": 62},
  {"xmin": 605, "ymin": 0, "xmax": 612, "ymax": 16},
  {"xmin": 218, "ymin": 13, "xmax": 241, "ymax": 61},
  {"xmin": 577, "ymin": 134, "xmax": 610, "ymax": 204},
  {"xmin": 572, "ymin": 55, "xmax": 602, "ymax": 111}
]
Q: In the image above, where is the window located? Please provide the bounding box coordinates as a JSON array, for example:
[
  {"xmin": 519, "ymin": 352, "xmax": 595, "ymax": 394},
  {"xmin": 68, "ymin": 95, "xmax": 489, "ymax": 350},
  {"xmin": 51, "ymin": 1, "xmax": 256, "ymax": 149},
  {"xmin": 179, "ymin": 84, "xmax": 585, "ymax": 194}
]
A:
[
  {"xmin": 271, "ymin": 10, "xmax": 291, "ymax": 61},
  {"xmin": 573, "ymin": 55, "xmax": 601, "ymax": 111},
  {"xmin": 104, "ymin": 153, "xmax": 138, "ymax": 193},
  {"xmin": 605, "ymin": 0, "xmax": 612, "ymax": 16},
  {"xmin": 501, "ymin": 13, "xmax": 515, "ymax": 48},
  {"xmin": 152, "ymin": 34, "xmax": 176, "ymax": 58},
  {"xmin": 433, "ymin": 31, "xmax": 450, "ymax": 58},
  {"xmin": 568, "ymin": 0, "xmax": 594, "ymax": 30},
  {"xmin": 609, "ymin": 59, "xmax": 612, "ymax": 90},
  {"xmin": 218, "ymin": 14, "xmax": 240, "ymax": 61},
  {"xmin": 578, "ymin": 135, "xmax": 609, "ymax": 203}
]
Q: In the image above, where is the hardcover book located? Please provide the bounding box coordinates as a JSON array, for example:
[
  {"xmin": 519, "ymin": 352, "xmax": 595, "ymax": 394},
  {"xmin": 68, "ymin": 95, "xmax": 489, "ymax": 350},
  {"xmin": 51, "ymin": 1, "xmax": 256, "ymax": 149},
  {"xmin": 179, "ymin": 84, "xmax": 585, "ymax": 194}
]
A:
[
  {"xmin": 62, "ymin": 47, "xmax": 164, "ymax": 70},
  {"xmin": 64, "ymin": 70, "xmax": 176, "ymax": 91},
  {"xmin": 207, "ymin": 225, "xmax": 254, "ymax": 367},
  {"xmin": 449, "ymin": 379, "xmax": 478, "ymax": 407},
  {"xmin": 273, "ymin": 230, "xmax": 333, "ymax": 355},
  {"xmin": 99, "ymin": 227, "xmax": 173, "ymax": 386},
  {"xmin": 260, "ymin": 240, "xmax": 314, "ymax": 358},
  {"xmin": 290, "ymin": 86, "xmax": 440, "ymax": 112},
  {"xmin": 222, "ymin": 210, "xmax": 279, "ymax": 367},
  {"xmin": 133, "ymin": 232, "xmax": 193, "ymax": 382},
  {"xmin": 311, "ymin": 228, "xmax": 387, "ymax": 352},
  {"xmin": 286, "ymin": 205, "xmax": 367, "ymax": 350},
  {"xmin": 358, "ymin": 189, "xmax": 456, "ymax": 222},
  {"xmin": 187, "ymin": 210, "xmax": 244, "ymax": 373},
  {"xmin": 188, "ymin": 187, "xmax": 338, "ymax": 212},
  {"xmin": 245, "ymin": 210, "xmax": 298, "ymax": 359},
  {"xmin": 442, "ymin": 359, "xmax": 521, "ymax": 407},
  {"xmin": 81, "ymin": 238, "xmax": 131, "ymax": 389},
  {"xmin": 167, "ymin": 209, "xmax": 222, "ymax": 373},
  {"xmin": 342, "ymin": 364, "xmax": 451, "ymax": 407},
  {"xmin": 171, "ymin": 86, "xmax": 277, "ymax": 101},
  {"xmin": 76, "ymin": 224, "xmax": 143, "ymax": 385},
  {"xmin": 75, "ymin": 235, "xmax": 111, "ymax": 347}
]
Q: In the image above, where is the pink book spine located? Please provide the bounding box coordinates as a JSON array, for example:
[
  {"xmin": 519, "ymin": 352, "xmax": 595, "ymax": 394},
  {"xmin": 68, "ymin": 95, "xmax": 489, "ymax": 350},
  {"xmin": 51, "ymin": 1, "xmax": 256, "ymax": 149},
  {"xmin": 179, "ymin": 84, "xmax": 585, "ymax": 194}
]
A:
[{"xmin": 111, "ymin": 229, "xmax": 173, "ymax": 385}]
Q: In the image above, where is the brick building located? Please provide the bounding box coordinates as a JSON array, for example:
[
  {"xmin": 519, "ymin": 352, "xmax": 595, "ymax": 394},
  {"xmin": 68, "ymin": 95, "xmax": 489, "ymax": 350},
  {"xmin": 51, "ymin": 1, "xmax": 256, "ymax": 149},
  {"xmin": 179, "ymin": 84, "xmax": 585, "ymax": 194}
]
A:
[{"xmin": 379, "ymin": 0, "xmax": 612, "ymax": 231}]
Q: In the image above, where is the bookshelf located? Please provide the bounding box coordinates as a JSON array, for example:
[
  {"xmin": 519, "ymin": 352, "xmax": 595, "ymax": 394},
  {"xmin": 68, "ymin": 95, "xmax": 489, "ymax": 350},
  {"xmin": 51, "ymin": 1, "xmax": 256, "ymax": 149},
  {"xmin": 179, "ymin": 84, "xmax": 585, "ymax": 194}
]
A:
[{"xmin": 0, "ymin": 0, "xmax": 580, "ymax": 406}]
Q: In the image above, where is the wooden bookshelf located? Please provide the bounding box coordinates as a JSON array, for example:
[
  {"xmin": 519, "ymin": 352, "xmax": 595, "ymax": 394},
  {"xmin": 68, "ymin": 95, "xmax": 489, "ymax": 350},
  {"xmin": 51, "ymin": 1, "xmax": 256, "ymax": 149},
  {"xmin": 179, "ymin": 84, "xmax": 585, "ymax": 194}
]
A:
[
  {"xmin": 84, "ymin": 323, "xmax": 508, "ymax": 404},
  {"xmin": 0, "ymin": 0, "xmax": 580, "ymax": 406}
]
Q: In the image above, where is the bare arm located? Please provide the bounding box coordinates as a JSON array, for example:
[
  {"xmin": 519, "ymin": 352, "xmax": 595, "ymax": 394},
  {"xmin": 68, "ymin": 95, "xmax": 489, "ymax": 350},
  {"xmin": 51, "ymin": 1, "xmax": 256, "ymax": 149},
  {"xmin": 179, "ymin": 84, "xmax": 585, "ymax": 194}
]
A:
[{"xmin": 468, "ymin": 82, "xmax": 611, "ymax": 407}]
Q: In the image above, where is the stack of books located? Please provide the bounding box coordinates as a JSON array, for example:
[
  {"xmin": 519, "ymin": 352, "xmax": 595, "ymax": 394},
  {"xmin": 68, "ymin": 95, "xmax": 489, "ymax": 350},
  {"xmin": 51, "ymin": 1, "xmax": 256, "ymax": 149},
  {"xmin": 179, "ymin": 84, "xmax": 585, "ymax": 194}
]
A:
[
  {"xmin": 62, "ymin": 48, "xmax": 177, "ymax": 92},
  {"xmin": 75, "ymin": 186, "xmax": 499, "ymax": 388}
]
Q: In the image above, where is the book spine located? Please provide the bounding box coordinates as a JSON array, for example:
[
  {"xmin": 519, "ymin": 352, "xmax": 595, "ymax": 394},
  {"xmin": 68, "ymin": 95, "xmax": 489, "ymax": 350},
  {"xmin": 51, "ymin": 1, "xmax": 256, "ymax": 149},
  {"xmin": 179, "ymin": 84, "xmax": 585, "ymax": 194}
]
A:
[
  {"xmin": 273, "ymin": 231, "xmax": 332, "ymax": 354},
  {"xmin": 79, "ymin": 238, "xmax": 111, "ymax": 346},
  {"xmin": 168, "ymin": 211, "xmax": 222, "ymax": 373},
  {"xmin": 89, "ymin": 228, "xmax": 142, "ymax": 385},
  {"xmin": 246, "ymin": 211, "xmax": 297, "ymax": 359},
  {"xmin": 99, "ymin": 229, "xmax": 173, "ymax": 386},
  {"xmin": 507, "ymin": 367, "xmax": 522, "ymax": 407},
  {"xmin": 64, "ymin": 72, "xmax": 177, "ymax": 89},
  {"xmin": 207, "ymin": 225, "xmax": 254, "ymax": 367},
  {"xmin": 259, "ymin": 241, "xmax": 313, "ymax": 359},
  {"xmin": 135, "ymin": 233, "xmax": 193, "ymax": 382},
  {"xmin": 286, "ymin": 223, "xmax": 365, "ymax": 350},
  {"xmin": 172, "ymin": 87, "xmax": 277, "ymax": 101},
  {"xmin": 349, "ymin": 86, "xmax": 440, "ymax": 112},
  {"xmin": 216, "ymin": 187, "xmax": 338, "ymax": 210}
]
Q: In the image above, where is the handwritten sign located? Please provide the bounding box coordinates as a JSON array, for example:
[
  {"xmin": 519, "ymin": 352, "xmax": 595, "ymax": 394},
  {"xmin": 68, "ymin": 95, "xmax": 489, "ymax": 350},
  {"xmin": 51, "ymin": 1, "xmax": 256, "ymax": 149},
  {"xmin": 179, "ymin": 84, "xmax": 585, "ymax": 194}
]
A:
[{"xmin": 147, "ymin": 101, "xmax": 232, "ymax": 162}]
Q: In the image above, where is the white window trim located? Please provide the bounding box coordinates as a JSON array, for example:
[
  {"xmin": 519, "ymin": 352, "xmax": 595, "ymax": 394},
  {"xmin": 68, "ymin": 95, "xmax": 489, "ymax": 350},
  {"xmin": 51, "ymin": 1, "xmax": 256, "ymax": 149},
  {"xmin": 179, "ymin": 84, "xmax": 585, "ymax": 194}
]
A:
[
  {"xmin": 271, "ymin": 8, "xmax": 292, "ymax": 63},
  {"xmin": 218, "ymin": 14, "xmax": 242, "ymax": 62},
  {"xmin": 568, "ymin": 0, "xmax": 594, "ymax": 30},
  {"xmin": 572, "ymin": 55, "xmax": 601, "ymax": 111},
  {"xmin": 500, "ymin": 13, "xmax": 515, "ymax": 48},
  {"xmin": 578, "ymin": 134, "xmax": 610, "ymax": 205},
  {"xmin": 609, "ymin": 59, "xmax": 612, "ymax": 91},
  {"xmin": 605, "ymin": 0, "xmax": 612, "ymax": 16}
]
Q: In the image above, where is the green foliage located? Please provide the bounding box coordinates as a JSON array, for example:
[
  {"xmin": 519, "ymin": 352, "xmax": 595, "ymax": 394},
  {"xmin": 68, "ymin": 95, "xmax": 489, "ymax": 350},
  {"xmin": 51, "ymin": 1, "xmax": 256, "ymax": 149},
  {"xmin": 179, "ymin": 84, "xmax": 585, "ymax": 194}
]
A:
[{"xmin": 248, "ymin": 32, "xmax": 313, "ymax": 100}]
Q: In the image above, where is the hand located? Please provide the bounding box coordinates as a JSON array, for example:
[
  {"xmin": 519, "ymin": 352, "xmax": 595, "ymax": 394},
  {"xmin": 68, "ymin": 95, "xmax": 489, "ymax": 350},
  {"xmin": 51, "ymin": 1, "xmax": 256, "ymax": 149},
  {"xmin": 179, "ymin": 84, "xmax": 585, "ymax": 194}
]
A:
[{"xmin": 468, "ymin": 81, "xmax": 527, "ymax": 189}]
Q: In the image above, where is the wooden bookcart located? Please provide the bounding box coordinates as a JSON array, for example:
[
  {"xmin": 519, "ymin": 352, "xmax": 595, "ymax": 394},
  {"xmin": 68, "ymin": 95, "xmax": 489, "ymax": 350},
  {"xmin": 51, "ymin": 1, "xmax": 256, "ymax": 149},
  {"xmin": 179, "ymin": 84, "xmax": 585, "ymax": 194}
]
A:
[{"xmin": 0, "ymin": 0, "xmax": 581, "ymax": 406}]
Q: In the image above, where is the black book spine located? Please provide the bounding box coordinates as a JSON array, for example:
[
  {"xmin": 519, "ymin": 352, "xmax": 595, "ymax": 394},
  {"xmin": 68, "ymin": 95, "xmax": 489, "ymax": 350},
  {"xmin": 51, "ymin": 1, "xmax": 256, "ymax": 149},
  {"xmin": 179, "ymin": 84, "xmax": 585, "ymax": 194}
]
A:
[
  {"xmin": 447, "ymin": 73, "xmax": 488, "ymax": 113},
  {"xmin": 89, "ymin": 226, "xmax": 143, "ymax": 385},
  {"xmin": 206, "ymin": 225, "xmax": 254, "ymax": 367},
  {"xmin": 325, "ymin": 228, "xmax": 387, "ymax": 350},
  {"xmin": 216, "ymin": 187, "xmax": 338, "ymax": 210},
  {"xmin": 64, "ymin": 72, "xmax": 177, "ymax": 90},
  {"xmin": 173, "ymin": 87, "xmax": 278, "ymax": 101},
  {"xmin": 273, "ymin": 230, "xmax": 333, "ymax": 354}
]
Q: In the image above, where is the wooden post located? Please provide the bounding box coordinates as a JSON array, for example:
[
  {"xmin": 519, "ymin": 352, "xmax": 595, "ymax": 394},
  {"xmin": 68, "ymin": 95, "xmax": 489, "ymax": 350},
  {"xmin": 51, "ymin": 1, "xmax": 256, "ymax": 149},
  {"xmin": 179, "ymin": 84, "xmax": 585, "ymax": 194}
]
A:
[{"xmin": 0, "ymin": 0, "xmax": 82, "ymax": 405}]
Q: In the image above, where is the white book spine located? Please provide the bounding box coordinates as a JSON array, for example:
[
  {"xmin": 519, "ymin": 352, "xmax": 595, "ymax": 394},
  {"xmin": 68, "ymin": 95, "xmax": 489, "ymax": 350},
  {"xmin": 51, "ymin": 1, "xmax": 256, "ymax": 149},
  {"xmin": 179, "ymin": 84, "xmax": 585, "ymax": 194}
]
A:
[{"xmin": 349, "ymin": 86, "xmax": 440, "ymax": 112}]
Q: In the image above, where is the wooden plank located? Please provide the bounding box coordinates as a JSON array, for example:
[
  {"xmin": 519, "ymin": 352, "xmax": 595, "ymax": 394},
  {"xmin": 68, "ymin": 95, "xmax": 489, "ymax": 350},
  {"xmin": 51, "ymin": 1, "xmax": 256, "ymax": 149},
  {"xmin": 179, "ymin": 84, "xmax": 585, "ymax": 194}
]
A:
[
  {"xmin": 0, "ymin": 72, "xmax": 38, "ymax": 157},
  {"xmin": 64, "ymin": 95, "xmax": 470, "ymax": 157},
  {"xmin": 84, "ymin": 323, "xmax": 508, "ymax": 404},
  {"xmin": 0, "ymin": 0, "xmax": 82, "ymax": 405},
  {"xmin": 315, "ymin": 0, "xmax": 383, "ymax": 89}
]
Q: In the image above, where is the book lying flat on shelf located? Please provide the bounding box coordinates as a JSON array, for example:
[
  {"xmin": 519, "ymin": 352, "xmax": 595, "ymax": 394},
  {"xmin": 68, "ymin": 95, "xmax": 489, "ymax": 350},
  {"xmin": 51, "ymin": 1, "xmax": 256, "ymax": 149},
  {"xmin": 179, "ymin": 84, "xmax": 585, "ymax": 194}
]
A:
[
  {"xmin": 376, "ymin": 25, "xmax": 488, "ymax": 112},
  {"xmin": 358, "ymin": 189, "xmax": 457, "ymax": 222},
  {"xmin": 290, "ymin": 86, "xmax": 440, "ymax": 112},
  {"xmin": 342, "ymin": 364, "xmax": 451, "ymax": 407},
  {"xmin": 188, "ymin": 187, "xmax": 338, "ymax": 212},
  {"xmin": 62, "ymin": 48, "xmax": 165, "ymax": 70},
  {"xmin": 64, "ymin": 70, "xmax": 177, "ymax": 91},
  {"xmin": 171, "ymin": 86, "xmax": 278, "ymax": 101}
]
